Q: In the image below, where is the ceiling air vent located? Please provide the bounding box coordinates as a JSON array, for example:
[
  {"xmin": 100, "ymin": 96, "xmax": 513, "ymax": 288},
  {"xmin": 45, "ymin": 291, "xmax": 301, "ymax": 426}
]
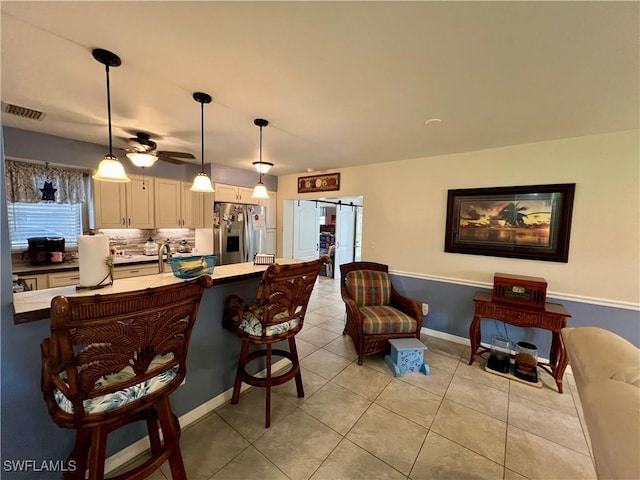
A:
[{"xmin": 2, "ymin": 102, "xmax": 46, "ymax": 121}]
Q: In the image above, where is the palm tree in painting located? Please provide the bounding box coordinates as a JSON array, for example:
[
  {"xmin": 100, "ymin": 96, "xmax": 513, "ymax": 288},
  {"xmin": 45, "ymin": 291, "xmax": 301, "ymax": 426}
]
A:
[{"xmin": 499, "ymin": 202, "xmax": 528, "ymax": 226}]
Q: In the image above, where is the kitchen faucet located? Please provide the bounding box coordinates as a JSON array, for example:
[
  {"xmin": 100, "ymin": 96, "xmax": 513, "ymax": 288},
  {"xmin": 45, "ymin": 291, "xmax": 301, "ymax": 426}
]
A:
[{"xmin": 158, "ymin": 241, "xmax": 172, "ymax": 273}]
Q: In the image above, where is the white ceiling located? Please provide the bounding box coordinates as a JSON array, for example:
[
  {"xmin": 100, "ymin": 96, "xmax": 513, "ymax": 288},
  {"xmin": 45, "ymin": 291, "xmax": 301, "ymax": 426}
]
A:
[{"xmin": 1, "ymin": 2, "xmax": 638, "ymax": 176}]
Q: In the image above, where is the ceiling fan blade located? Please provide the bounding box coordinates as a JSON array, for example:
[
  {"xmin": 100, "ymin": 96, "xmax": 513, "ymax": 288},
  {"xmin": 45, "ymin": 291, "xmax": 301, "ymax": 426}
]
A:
[
  {"xmin": 157, "ymin": 151, "xmax": 196, "ymax": 160},
  {"xmin": 157, "ymin": 153, "xmax": 191, "ymax": 165}
]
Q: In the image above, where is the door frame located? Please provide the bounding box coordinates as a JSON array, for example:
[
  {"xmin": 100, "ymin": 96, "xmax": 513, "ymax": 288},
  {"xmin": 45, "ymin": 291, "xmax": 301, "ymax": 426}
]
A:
[{"xmin": 282, "ymin": 196, "xmax": 363, "ymax": 266}]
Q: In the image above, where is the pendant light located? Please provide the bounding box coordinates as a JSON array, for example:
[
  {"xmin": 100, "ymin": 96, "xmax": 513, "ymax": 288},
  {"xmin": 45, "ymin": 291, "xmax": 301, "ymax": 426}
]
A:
[
  {"xmin": 251, "ymin": 118, "xmax": 270, "ymax": 199},
  {"xmin": 190, "ymin": 92, "xmax": 215, "ymax": 192},
  {"xmin": 91, "ymin": 48, "xmax": 130, "ymax": 183},
  {"xmin": 126, "ymin": 152, "xmax": 157, "ymax": 168},
  {"xmin": 252, "ymin": 161, "xmax": 273, "ymax": 174}
]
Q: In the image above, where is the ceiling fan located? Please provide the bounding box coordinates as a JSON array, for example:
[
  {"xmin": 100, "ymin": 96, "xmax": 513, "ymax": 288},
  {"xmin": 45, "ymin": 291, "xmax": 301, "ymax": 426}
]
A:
[{"xmin": 125, "ymin": 132, "xmax": 196, "ymax": 166}]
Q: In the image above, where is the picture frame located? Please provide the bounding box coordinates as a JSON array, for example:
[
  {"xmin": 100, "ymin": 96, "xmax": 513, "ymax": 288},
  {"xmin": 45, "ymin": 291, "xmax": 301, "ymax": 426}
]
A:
[
  {"xmin": 297, "ymin": 172, "xmax": 340, "ymax": 194},
  {"xmin": 444, "ymin": 183, "xmax": 576, "ymax": 262}
]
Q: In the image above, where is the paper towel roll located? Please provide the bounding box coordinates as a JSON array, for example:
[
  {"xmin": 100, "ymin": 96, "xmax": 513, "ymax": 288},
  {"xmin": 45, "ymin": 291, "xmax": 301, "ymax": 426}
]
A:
[{"xmin": 78, "ymin": 235, "xmax": 110, "ymax": 287}]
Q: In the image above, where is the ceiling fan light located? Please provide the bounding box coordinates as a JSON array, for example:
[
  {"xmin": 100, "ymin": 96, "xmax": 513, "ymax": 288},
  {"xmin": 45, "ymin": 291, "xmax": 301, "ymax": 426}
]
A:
[
  {"xmin": 93, "ymin": 155, "xmax": 131, "ymax": 183},
  {"xmin": 252, "ymin": 161, "xmax": 273, "ymax": 174},
  {"xmin": 251, "ymin": 182, "xmax": 269, "ymax": 199},
  {"xmin": 126, "ymin": 152, "xmax": 158, "ymax": 168},
  {"xmin": 190, "ymin": 172, "xmax": 215, "ymax": 192}
]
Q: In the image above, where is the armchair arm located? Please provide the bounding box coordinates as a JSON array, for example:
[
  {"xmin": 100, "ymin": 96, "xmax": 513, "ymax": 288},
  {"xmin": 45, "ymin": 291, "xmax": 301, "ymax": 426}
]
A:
[
  {"xmin": 390, "ymin": 289, "xmax": 424, "ymax": 329},
  {"xmin": 341, "ymin": 296, "xmax": 364, "ymax": 330}
]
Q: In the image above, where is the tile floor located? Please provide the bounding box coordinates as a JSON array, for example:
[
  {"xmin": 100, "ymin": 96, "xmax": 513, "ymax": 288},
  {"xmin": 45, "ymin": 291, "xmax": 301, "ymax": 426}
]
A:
[{"xmin": 134, "ymin": 276, "xmax": 597, "ymax": 480}]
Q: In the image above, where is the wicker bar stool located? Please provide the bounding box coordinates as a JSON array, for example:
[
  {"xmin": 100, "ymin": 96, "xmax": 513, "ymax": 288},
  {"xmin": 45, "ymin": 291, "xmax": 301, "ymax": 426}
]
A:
[
  {"xmin": 223, "ymin": 257, "xmax": 327, "ymax": 427},
  {"xmin": 41, "ymin": 275, "xmax": 213, "ymax": 480}
]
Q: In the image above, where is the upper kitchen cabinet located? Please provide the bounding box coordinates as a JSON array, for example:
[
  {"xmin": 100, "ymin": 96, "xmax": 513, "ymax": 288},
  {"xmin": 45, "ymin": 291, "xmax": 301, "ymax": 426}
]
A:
[
  {"xmin": 264, "ymin": 191, "xmax": 277, "ymax": 229},
  {"xmin": 154, "ymin": 178, "xmax": 204, "ymax": 228},
  {"xmin": 94, "ymin": 174, "xmax": 155, "ymax": 229},
  {"xmin": 214, "ymin": 183, "xmax": 255, "ymax": 204}
]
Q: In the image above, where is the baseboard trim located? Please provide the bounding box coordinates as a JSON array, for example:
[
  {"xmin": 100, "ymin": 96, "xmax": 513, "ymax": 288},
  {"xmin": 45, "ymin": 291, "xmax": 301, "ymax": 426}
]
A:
[{"xmin": 104, "ymin": 358, "xmax": 291, "ymax": 474}]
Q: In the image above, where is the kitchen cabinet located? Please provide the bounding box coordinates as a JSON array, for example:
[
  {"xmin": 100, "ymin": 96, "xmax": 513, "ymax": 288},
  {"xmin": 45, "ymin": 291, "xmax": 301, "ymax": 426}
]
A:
[
  {"xmin": 48, "ymin": 271, "xmax": 81, "ymax": 288},
  {"xmin": 259, "ymin": 191, "xmax": 277, "ymax": 229},
  {"xmin": 214, "ymin": 183, "xmax": 255, "ymax": 204},
  {"xmin": 154, "ymin": 178, "xmax": 204, "ymax": 228},
  {"xmin": 94, "ymin": 174, "xmax": 155, "ymax": 229},
  {"xmin": 113, "ymin": 263, "xmax": 158, "ymax": 279},
  {"xmin": 266, "ymin": 229, "xmax": 276, "ymax": 255},
  {"xmin": 14, "ymin": 262, "xmax": 158, "ymax": 292},
  {"xmin": 20, "ymin": 274, "xmax": 46, "ymax": 291},
  {"xmin": 264, "ymin": 191, "xmax": 277, "ymax": 255},
  {"xmin": 203, "ymin": 191, "xmax": 215, "ymax": 227}
]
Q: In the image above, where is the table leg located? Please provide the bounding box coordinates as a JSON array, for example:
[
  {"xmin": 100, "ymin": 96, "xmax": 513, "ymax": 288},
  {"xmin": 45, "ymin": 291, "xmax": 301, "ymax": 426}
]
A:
[
  {"xmin": 468, "ymin": 314, "xmax": 481, "ymax": 365},
  {"xmin": 552, "ymin": 331, "xmax": 568, "ymax": 393}
]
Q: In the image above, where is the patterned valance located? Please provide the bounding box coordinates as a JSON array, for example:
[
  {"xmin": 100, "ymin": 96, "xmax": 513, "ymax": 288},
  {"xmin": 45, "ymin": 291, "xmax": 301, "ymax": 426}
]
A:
[{"xmin": 5, "ymin": 159, "xmax": 87, "ymax": 204}]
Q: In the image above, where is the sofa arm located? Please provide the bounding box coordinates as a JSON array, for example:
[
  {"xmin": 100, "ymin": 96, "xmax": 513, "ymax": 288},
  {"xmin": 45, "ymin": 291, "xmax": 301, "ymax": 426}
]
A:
[{"xmin": 562, "ymin": 327, "xmax": 640, "ymax": 480}]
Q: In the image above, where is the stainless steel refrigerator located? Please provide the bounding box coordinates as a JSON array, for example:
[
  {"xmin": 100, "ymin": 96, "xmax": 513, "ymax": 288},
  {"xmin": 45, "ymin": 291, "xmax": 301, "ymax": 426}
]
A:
[{"xmin": 213, "ymin": 202, "xmax": 267, "ymax": 265}]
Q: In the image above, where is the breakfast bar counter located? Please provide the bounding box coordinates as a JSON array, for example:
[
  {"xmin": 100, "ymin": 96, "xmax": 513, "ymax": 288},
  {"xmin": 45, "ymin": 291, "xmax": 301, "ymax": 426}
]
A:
[
  {"xmin": 6, "ymin": 258, "xmax": 303, "ymax": 471},
  {"xmin": 13, "ymin": 258, "xmax": 299, "ymax": 323}
]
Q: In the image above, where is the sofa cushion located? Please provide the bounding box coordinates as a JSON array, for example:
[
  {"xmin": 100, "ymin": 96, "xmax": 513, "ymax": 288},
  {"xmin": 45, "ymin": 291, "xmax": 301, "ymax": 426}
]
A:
[
  {"xmin": 345, "ymin": 270, "xmax": 391, "ymax": 307},
  {"xmin": 610, "ymin": 366, "xmax": 640, "ymax": 387},
  {"xmin": 360, "ymin": 306, "xmax": 416, "ymax": 334}
]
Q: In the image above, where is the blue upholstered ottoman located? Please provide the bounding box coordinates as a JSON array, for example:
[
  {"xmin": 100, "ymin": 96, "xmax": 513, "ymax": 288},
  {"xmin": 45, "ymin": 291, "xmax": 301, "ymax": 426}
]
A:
[{"xmin": 384, "ymin": 338, "xmax": 430, "ymax": 376}]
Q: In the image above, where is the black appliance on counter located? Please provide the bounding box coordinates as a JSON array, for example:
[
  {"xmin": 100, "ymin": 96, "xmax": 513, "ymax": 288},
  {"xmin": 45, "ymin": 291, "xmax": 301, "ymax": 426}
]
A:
[{"xmin": 26, "ymin": 236, "xmax": 66, "ymax": 265}]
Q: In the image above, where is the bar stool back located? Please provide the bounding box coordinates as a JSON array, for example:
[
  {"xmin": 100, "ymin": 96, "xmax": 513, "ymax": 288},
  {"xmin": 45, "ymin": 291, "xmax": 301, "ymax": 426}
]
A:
[{"xmin": 41, "ymin": 275, "xmax": 213, "ymax": 480}]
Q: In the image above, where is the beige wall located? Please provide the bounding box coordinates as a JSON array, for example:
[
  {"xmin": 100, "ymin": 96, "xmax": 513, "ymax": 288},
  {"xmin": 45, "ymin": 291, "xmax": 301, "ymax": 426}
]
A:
[{"xmin": 277, "ymin": 130, "xmax": 640, "ymax": 305}]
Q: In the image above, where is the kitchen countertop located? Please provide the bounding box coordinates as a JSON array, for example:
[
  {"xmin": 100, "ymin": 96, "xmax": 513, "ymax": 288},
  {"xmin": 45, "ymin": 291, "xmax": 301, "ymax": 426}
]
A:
[
  {"xmin": 13, "ymin": 258, "xmax": 299, "ymax": 323},
  {"xmin": 12, "ymin": 253, "xmax": 208, "ymax": 275}
]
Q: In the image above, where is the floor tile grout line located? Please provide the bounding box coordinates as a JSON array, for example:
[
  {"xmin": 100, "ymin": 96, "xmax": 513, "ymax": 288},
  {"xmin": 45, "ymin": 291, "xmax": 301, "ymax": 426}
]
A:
[{"xmin": 176, "ymin": 277, "xmax": 593, "ymax": 480}]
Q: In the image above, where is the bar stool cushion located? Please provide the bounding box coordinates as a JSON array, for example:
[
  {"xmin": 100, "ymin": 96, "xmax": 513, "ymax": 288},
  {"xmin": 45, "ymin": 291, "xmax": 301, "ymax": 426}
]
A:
[
  {"xmin": 54, "ymin": 354, "xmax": 177, "ymax": 414},
  {"xmin": 235, "ymin": 306, "xmax": 301, "ymax": 337},
  {"xmin": 360, "ymin": 306, "xmax": 417, "ymax": 334}
]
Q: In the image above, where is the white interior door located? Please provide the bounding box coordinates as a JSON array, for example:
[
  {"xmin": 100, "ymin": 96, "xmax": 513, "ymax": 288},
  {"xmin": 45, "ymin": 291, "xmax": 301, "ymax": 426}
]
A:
[
  {"xmin": 335, "ymin": 205, "xmax": 356, "ymax": 276},
  {"xmin": 293, "ymin": 200, "xmax": 321, "ymax": 260}
]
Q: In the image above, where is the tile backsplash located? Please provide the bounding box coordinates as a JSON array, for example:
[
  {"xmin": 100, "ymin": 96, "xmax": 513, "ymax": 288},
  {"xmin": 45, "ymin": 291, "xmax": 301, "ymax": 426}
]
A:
[
  {"xmin": 97, "ymin": 229, "xmax": 196, "ymax": 255},
  {"xmin": 10, "ymin": 229, "xmax": 198, "ymax": 265}
]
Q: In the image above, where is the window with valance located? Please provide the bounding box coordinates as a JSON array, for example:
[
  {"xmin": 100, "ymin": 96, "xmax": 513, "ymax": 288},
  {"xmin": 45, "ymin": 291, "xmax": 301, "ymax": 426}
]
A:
[
  {"xmin": 5, "ymin": 159, "xmax": 88, "ymax": 250},
  {"xmin": 5, "ymin": 159, "xmax": 87, "ymax": 204}
]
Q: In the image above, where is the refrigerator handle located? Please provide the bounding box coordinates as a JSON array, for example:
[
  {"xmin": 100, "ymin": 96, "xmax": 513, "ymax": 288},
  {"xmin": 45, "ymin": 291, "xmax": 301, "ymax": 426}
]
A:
[{"xmin": 243, "ymin": 208, "xmax": 250, "ymax": 262}]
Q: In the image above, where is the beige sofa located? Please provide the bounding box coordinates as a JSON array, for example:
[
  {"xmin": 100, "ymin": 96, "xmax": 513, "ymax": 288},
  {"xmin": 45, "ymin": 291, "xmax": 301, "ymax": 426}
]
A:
[{"xmin": 562, "ymin": 327, "xmax": 640, "ymax": 480}]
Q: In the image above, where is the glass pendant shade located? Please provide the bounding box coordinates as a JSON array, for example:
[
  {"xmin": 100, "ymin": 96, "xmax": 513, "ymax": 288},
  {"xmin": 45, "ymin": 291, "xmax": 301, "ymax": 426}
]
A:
[
  {"xmin": 190, "ymin": 172, "xmax": 214, "ymax": 192},
  {"xmin": 126, "ymin": 152, "xmax": 158, "ymax": 168},
  {"xmin": 252, "ymin": 161, "xmax": 273, "ymax": 174},
  {"xmin": 251, "ymin": 182, "xmax": 269, "ymax": 199},
  {"xmin": 93, "ymin": 155, "xmax": 131, "ymax": 182}
]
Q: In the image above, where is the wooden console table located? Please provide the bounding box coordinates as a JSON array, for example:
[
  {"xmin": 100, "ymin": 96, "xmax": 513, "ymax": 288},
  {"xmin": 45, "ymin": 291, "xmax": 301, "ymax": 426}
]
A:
[{"xmin": 468, "ymin": 292, "xmax": 571, "ymax": 393}]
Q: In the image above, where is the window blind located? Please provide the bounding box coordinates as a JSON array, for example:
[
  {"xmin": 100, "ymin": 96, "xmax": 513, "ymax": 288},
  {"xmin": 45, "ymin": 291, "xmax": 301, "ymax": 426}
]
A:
[{"xmin": 7, "ymin": 202, "xmax": 82, "ymax": 250}]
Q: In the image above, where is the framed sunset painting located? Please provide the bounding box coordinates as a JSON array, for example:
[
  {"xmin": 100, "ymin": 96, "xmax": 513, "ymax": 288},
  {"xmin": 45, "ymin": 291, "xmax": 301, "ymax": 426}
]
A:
[{"xmin": 444, "ymin": 184, "xmax": 576, "ymax": 262}]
